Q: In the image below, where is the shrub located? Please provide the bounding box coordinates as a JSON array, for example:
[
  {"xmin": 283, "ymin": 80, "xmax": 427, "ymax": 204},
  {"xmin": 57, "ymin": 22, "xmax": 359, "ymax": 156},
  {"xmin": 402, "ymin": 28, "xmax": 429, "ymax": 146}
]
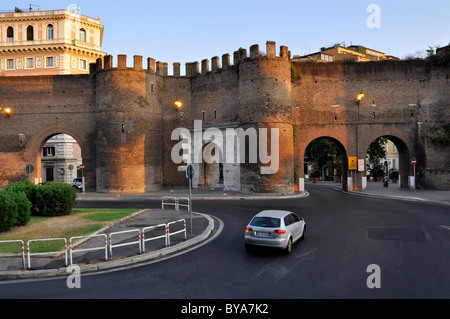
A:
[
  {"xmin": 5, "ymin": 180, "xmax": 38, "ymax": 215},
  {"xmin": 389, "ymin": 168, "xmax": 399, "ymax": 180},
  {"xmin": 0, "ymin": 190, "xmax": 31, "ymax": 232},
  {"xmin": 35, "ymin": 182, "xmax": 77, "ymax": 217}
]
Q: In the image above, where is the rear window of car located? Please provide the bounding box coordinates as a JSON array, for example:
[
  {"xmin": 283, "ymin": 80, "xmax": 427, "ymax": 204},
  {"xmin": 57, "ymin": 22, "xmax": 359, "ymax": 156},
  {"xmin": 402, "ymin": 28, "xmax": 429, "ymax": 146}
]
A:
[{"xmin": 250, "ymin": 217, "xmax": 281, "ymax": 228}]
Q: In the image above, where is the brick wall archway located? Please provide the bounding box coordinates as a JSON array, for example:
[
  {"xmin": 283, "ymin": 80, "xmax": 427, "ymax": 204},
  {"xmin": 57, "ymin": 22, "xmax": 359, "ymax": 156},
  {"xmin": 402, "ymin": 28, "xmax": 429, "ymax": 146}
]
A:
[
  {"xmin": 25, "ymin": 124, "xmax": 96, "ymax": 191},
  {"xmin": 297, "ymin": 133, "xmax": 349, "ymax": 191}
]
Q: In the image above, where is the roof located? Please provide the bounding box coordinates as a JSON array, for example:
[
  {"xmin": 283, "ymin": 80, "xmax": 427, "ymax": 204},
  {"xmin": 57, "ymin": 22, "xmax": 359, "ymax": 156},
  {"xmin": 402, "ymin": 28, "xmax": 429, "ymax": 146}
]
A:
[{"xmin": 254, "ymin": 210, "xmax": 294, "ymax": 218}]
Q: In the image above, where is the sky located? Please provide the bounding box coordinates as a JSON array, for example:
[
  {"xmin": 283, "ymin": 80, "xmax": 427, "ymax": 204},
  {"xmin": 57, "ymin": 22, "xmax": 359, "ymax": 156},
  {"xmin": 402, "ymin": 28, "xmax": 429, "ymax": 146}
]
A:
[{"xmin": 4, "ymin": 0, "xmax": 450, "ymax": 73}]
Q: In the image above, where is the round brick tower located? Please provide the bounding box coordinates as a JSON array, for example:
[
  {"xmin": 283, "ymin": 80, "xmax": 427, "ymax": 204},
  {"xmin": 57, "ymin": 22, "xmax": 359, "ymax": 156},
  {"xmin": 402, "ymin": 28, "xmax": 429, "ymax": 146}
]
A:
[
  {"xmin": 237, "ymin": 41, "xmax": 294, "ymax": 194},
  {"xmin": 94, "ymin": 54, "xmax": 150, "ymax": 193}
]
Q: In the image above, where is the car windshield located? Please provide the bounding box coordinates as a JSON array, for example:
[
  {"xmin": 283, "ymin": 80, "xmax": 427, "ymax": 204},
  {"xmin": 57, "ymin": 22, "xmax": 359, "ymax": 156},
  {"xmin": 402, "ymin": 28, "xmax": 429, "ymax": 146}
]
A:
[{"xmin": 250, "ymin": 217, "xmax": 281, "ymax": 228}]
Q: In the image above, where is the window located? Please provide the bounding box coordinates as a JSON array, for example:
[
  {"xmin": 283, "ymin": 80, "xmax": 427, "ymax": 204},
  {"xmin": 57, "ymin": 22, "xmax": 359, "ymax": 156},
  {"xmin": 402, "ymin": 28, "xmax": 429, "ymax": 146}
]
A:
[
  {"xmin": 79, "ymin": 59, "xmax": 87, "ymax": 70},
  {"xmin": 7, "ymin": 26, "xmax": 14, "ymax": 42},
  {"xmin": 27, "ymin": 25, "xmax": 34, "ymax": 41},
  {"xmin": 43, "ymin": 147, "xmax": 55, "ymax": 157},
  {"xmin": 7, "ymin": 59, "xmax": 14, "ymax": 69},
  {"xmin": 27, "ymin": 58, "xmax": 34, "ymax": 68},
  {"xmin": 79, "ymin": 28, "xmax": 86, "ymax": 42},
  {"xmin": 47, "ymin": 57, "xmax": 54, "ymax": 67},
  {"xmin": 47, "ymin": 24, "xmax": 54, "ymax": 40}
]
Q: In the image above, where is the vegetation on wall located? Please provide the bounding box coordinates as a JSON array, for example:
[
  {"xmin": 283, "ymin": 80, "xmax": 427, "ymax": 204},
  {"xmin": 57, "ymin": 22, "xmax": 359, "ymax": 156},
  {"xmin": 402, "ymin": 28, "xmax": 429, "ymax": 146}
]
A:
[
  {"xmin": 421, "ymin": 123, "xmax": 450, "ymax": 146},
  {"xmin": 291, "ymin": 64, "xmax": 301, "ymax": 84}
]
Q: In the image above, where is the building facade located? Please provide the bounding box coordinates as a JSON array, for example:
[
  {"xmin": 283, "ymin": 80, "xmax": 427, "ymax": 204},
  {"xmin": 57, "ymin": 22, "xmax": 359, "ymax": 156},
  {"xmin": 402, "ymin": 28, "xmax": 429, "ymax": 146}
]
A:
[
  {"xmin": 293, "ymin": 43, "xmax": 399, "ymax": 63},
  {"xmin": 41, "ymin": 134, "xmax": 82, "ymax": 184},
  {"xmin": 0, "ymin": 8, "xmax": 105, "ymax": 76}
]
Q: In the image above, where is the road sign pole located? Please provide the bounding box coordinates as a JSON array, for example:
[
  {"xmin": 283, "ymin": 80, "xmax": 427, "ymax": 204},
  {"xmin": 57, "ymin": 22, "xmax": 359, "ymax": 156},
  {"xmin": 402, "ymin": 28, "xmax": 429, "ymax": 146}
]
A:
[
  {"xmin": 189, "ymin": 176, "xmax": 192, "ymax": 236},
  {"xmin": 413, "ymin": 164, "xmax": 416, "ymax": 198},
  {"xmin": 186, "ymin": 164, "xmax": 194, "ymax": 236}
]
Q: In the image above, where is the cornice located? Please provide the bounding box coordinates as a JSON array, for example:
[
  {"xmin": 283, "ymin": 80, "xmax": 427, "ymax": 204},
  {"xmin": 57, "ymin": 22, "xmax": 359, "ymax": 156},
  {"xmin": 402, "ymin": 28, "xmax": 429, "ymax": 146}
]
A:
[{"xmin": 0, "ymin": 44, "xmax": 106, "ymax": 58}]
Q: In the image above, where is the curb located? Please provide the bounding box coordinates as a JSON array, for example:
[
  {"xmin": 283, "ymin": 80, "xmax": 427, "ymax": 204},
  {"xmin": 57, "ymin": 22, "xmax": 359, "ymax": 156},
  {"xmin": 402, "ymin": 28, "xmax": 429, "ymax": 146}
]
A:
[
  {"xmin": 325, "ymin": 185, "xmax": 450, "ymax": 206},
  {"xmin": 76, "ymin": 191, "xmax": 309, "ymax": 201},
  {"xmin": 0, "ymin": 212, "xmax": 215, "ymax": 281}
]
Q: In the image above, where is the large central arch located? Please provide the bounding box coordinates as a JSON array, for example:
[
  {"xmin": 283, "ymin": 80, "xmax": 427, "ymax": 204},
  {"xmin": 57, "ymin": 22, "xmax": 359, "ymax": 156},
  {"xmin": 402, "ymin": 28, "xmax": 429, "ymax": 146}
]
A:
[{"xmin": 297, "ymin": 133, "xmax": 349, "ymax": 192}]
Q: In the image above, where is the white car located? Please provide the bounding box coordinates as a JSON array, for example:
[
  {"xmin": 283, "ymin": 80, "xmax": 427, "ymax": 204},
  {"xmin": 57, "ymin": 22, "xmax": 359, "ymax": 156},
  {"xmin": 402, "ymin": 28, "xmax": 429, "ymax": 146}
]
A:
[{"xmin": 245, "ymin": 210, "xmax": 306, "ymax": 253}]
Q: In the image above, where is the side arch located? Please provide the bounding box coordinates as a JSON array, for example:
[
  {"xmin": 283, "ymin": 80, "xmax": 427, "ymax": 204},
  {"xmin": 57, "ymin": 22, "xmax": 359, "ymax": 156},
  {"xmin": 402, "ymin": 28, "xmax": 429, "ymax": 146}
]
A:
[
  {"xmin": 25, "ymin": 124, "xmax": 96, "ymax": 191},
  {"xmin": 362, "ymin": 134, "xmax": 411, "ymax": 189}
]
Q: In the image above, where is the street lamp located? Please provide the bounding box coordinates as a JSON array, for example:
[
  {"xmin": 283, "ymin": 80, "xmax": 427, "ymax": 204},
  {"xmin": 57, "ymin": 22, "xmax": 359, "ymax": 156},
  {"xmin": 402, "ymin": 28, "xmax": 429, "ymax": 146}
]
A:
[
  {"xmin": 2, "ymin": 106, "xmax": 12, "ymax": 118},
  {"xmin": 356, "ymin": 92, "xmax": 365, "ymax": 105},
  {"xmin": 174, "ymin": 100, "xmax": 182, "ymax": 109}
]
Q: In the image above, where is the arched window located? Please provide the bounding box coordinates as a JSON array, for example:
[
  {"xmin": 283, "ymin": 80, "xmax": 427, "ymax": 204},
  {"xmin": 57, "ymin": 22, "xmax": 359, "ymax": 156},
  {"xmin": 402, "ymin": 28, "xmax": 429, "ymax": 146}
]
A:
[
  {"xmin": 27, "ymin": 25, "xmax": 34, "ymax": 41},
  {"xmin": 47, "ymin": 24, "xmax": 54, "ymax": 40},
  {"xmin": 78, "ymin": 28, "xmax": 86, "ymax": 42},
  {"xmin": 7, "ymin": 26, "xmax": 14, "ymax": 42}
]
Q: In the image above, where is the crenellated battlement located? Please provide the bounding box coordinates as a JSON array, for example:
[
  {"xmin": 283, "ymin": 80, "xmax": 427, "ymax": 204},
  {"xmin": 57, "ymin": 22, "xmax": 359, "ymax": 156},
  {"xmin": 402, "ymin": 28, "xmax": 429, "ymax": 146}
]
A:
[{"xmin": 90, "ymin": 41, "xmax": 290, "ymax": 78}]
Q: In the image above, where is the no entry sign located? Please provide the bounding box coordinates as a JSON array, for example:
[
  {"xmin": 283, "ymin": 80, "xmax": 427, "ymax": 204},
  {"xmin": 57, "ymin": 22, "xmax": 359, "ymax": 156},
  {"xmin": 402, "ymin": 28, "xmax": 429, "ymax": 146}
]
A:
[
  {"xmin": 411, "ymin": 158, "xmax": 416, "ymax": 166},
  {"xmin": 79, "ymin": 164, "xmax": 85, "ymax": 170}
]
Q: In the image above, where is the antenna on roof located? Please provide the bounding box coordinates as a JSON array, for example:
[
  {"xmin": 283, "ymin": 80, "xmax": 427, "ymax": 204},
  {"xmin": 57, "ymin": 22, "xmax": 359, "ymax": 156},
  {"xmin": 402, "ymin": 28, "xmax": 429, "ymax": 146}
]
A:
[{"xmin": 29, "ymin": 4, "xmax": 41, "ymax": 12}]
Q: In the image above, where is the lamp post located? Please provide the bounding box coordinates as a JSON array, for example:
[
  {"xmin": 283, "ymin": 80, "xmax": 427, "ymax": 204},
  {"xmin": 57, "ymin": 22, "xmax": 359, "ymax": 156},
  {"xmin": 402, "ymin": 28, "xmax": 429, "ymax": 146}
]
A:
[{"xmin": 354, "ymin": 91, "xmax": 364, "ymax": 190}]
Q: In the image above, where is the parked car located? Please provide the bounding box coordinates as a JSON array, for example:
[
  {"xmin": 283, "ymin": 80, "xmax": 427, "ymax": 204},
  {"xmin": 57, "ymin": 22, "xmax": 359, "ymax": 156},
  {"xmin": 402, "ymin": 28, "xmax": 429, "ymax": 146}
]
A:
[
  {"xmin": 245, "ymin": 210, "xmax": 306, "ymax": 253},
  {"xmin": 72, "ymin": 177, "xmax": 83, "ymax": 191}
]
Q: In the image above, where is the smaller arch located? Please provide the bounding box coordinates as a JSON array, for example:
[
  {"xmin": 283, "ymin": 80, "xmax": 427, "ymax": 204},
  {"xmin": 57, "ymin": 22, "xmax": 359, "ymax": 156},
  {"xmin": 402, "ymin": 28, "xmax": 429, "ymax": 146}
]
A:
[
  {"xmin": 365, "ymin": 135, "xmax": 410, "ymax": 189},
  {"xmin": 26, "ymin": 124, "xmax": 95, "ymax": 191}
]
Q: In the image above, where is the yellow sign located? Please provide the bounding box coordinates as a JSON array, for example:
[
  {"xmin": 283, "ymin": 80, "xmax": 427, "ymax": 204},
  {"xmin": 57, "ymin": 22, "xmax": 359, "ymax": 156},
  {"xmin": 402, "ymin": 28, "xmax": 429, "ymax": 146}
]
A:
[{"xmin": 348, "ymin": 156, "xmax": 357, "ymax": 170}]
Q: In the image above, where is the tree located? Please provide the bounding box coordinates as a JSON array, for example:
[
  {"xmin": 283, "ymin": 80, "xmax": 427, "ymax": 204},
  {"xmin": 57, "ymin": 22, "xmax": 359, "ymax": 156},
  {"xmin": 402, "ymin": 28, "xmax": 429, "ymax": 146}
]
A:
[{"xmin": 367, "ymin": 137, "xmax": 388, "ymax": 180}]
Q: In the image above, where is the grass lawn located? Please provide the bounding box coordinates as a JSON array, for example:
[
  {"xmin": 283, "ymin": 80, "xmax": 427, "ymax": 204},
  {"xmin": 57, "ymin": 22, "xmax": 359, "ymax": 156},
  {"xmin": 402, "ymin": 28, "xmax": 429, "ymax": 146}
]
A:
[{"xmin": 0, "ymin": 209, "xmax": 140, "ymax": 254}]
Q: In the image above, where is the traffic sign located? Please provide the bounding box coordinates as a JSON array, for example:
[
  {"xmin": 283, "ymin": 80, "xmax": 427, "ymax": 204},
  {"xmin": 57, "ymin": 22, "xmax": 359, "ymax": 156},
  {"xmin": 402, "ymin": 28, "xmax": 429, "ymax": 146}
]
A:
[
  {"xmin": 25, "ymin": 164, "xmax": 34, "ymax": 174},
  {"xmin": 186, "ymin": 164, "xmax": 194, "ymax": 179},
  {"xmin": 79, "ymin": 164, "xmax": 85, "ymax": 170},
  {"xmin": 411, "ymin": 158, "xmax": 416, "ymax": 166}
]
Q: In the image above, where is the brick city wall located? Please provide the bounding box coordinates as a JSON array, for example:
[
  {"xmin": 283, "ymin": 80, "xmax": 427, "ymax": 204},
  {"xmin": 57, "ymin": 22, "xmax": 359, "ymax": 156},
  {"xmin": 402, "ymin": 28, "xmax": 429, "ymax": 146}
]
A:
[{"xmin": 0, "ymin": 41, "xmax": 448, "ymax": 192}]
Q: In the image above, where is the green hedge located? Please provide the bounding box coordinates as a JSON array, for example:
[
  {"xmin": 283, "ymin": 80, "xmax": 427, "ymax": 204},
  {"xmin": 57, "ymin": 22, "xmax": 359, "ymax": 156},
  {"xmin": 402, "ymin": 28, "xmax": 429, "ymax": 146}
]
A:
[
  {"xmin": 5, "ymin": 180, "xmax": 37, "ymax": 215},
  {"xmin": 0, "ymin": 181, "xmax": 78, "ymax": 233},
  {"xmin": 35, "ymin": 182, "xmax": 77, "ymax": 217},
  {"xmin": 0, "ymin": 190, "xmax": 31, "ymax": 232}
]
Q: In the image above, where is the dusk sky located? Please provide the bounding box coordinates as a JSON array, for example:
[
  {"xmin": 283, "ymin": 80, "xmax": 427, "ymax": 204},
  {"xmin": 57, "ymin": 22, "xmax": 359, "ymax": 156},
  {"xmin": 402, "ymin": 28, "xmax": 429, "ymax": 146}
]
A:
[{"xmin": 4, "ymin": 0, "xmax": 450, "ymax": 73}]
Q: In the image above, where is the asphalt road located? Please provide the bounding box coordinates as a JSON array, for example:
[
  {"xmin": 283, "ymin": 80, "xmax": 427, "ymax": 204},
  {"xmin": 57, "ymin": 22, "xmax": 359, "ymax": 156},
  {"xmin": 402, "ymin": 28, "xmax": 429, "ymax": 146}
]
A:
[{"xmin": 1, "ymin": 184, "xmax": 449, "ymax": 303}]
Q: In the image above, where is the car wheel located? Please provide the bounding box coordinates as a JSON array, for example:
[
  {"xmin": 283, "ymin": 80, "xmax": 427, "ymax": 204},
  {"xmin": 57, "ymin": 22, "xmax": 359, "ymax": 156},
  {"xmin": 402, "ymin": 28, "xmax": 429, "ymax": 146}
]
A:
[
  {"xmin": 300, "ymin": 225, "xmax": 306, "ymax": 240},
  {"xmin": 285, "ymin": 237, "xmax": 293, "ymax": 254}
]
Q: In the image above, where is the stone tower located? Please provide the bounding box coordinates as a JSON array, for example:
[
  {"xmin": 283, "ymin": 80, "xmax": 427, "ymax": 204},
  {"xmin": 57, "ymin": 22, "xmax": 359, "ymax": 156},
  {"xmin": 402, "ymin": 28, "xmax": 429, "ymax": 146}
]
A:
[{"xmin": 237, "ymin": 41, "xmax": 294, "ymax": 194}]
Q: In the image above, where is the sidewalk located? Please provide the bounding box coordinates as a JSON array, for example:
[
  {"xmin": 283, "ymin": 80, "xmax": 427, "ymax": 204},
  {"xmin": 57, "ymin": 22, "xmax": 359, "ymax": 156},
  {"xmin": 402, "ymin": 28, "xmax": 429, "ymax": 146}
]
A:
[
  {"xmin": 311, "ymin": 180, "xmax": 450, "ymax": 205},
  {"xmin": 0, "ymin": 209, "xmax": 217, "ymax": 280},
  {"xmin": 76, "ymin": 186, "xmax": 308, "ymax": 201}
]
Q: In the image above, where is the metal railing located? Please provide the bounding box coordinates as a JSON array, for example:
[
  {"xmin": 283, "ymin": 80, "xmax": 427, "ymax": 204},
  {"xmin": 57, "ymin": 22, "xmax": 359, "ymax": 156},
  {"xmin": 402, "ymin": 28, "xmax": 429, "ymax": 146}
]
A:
[
  {"xmin": 0, "ymin": 240, "xmax": 25, "ymax": 269},
  {"xmin": 69, "ymin": 234, "xmax": 107, "ymax": 265},
  {"xmin": 2, "ymin": 218, "xmax": 188, "ymax": 270},
  {"xmin": 108, "ymin": 229, "xmax": 142, "ymax": 258},
  {"xmin": 27, "ymin": 238, "xmax": 67, "ymax": 269},
  {"xmin": 162, "ymin": 196, "xmax": 190, "ymax": 211}
]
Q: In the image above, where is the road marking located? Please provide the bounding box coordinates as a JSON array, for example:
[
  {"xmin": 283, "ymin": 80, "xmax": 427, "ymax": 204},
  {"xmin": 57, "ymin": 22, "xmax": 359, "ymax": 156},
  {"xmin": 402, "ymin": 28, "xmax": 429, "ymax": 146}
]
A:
[{"xmin": 256, "ymin": 247, "xmax": 318, "ymax": 282}]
